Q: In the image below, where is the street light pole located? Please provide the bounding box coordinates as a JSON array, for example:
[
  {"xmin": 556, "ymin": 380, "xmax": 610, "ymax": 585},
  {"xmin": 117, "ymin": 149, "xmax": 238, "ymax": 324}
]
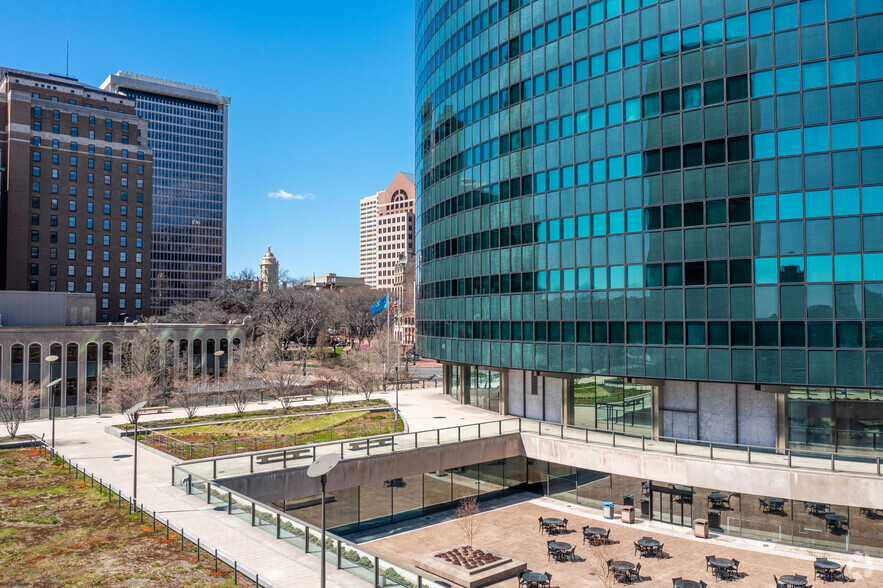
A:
[{"xmin": 307, "ymin": 454, "xmax": 340, "ymax": 588}]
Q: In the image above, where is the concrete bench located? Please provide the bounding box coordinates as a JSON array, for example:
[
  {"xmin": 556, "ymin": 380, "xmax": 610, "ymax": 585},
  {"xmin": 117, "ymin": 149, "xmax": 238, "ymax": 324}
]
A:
[
  {"xmin": 348, "ymin": 437, "xmax": 393, "ymax": 451},
  {"xmin": 278, "ymin": 395, "xmax": 312, "ymax": 403},
  {"xmin": 255, "ymin": 448, "xmax": 312, "ymax": 464},
  {"xmin": 138, "ymin": 405, "xmax": 169, "ymax": 415}
]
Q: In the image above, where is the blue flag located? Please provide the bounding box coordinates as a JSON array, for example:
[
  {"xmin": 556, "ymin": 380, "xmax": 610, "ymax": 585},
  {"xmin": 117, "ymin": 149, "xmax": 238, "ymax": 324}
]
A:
[{"xmin": 370, "ymin": 295, "xmax": 388, "ymax": 316}]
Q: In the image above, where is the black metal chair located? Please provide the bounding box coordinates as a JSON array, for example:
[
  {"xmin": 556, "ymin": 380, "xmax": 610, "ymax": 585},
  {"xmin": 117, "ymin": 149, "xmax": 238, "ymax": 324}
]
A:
[
  {"xmin": 774, "ymin": 575, "xmax": 786, "ymax": 588},
  {"xmin": 731, "ymin": 559, "xmax": 740, "ymax": 579},
  {"xmin": 833, "ymin": 564, "xmax": 847, "ymax": 582},
  {"xmin": 546, "ymin": 540, "xmax": 557, "ymax": 561},
  {"xmin": 541, "ymin": 572, "xmax": 551, "ymax": 588},
  {"xmin": 699, "ymin": 582, "xmax": 707, "ymax": 588},
  {"xmin": 634, "ymin": 541, "xmax": 643, "ymax": 557},
  {"xmin": 538, "ymin": 517, "xmax": 545, "ymax": 533},
  {"xmin": 517, "ymin": 570, "xmax": 528, "ymax": 587},
  {"xmin": 706, "ymin": 555, "xmax": 715, "ymax": 572},
  {"xmin": 655, "ymin": 543, "xmax": 664, "ymax": 559},
  {"xmin": 557, "ymin": 518, "xmax": 569, "ymax": 533},
  {"xmin": 606, "ymin": 559, "xmax": 613, "ymax": 577},
  {"xmin": 672, "ymin": 577, "xmax": 682, "ymax": 587},
  {"xmin": 629, "ymin": 563, "xmax": 642, "ymax": 583}
]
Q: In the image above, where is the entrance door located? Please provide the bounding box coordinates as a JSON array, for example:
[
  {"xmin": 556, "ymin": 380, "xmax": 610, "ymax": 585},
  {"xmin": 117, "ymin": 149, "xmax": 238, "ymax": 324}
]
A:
[{"xmin": 649, "ymin": 483, "xmax": 693, "ymax": 527}]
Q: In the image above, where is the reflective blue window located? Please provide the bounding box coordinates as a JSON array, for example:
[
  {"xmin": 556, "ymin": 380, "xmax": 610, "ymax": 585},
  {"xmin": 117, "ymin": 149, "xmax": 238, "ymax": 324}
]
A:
[
  {"xmin": 610, "ymin": 266, "xmax": 625, "ymax": 289},
  {"xmin": 592, "ymin": 160, "xmax": 606, "ymax": 182},
  {"xmin": 831, "ymin": 122, "xmax": 858, "ymax": 150},
  {"xmin": 827, "ymin": 0, "xmax": 853, "ymax": 20},
  {"xmin": 755, "ymin": 258, "xmax": 779, "ymax": 284},
  {"xmin": 864, "ymin": 185, "xmax": 883, "ymax": 213},
  {"xmin": 574, "ymin": 7, "xmax": 587, "ymax": 30},
  {"xmin": 627, "ymin": 265, "xmax": 643, "ymax": 288},
  {"xmin": 548, "ymin": 169, "xmax": 560, "ymax": 190},
  {"xmin": 626, "ymin": 209, "xmax": 642, "ymax": 232},
  {"xmin": 561, "ymin": 166, "xmax": 574, "ymax": 188},
  {"xmin": 625, "ymin": 153, "xmax": 642, "ymax": 176},
  {"xmin": 802, "ymin": 62, "xmax": 827, "ymax": 89},
  {"xmin": 755, "ymin": 194, "xmax": 777, "ymax": 220},
  {"xmin": 858, "ymin": 53, "xmax": 883, "ymax": 82},
  {"xmin": 563, "ymin": 269, "xmax": 575, "ymax": 290},
  {"xmin": 590, "ymin": 53, "xmax": 604, "ymax": 77},
  {"xmin": 834, "ymin": 253, "xmax": 862, "ymax": 281},
  {"xmin": 774, "ymin": 3, "xmax": 797, "ymax": 31},
  {"xmin": 830, "ymin": 57, "xmax": 857, "ymax": 84},
  {"xmin": 805, "ymin": 190, "xmax": 831, "ymax": 217},
  {"xmin": 861, "ymin": 119, "xmax": 883, "ymax": 147},
  {"xmin": 591, "ymin": 106, "xmax": 605, "ymax": 129},
  {"xmin": 608, "ymin": 102, "xmax": 622, "ymax": 125},
  {"xmin": 575, "ymin": 59, "xmax": 588, "ymax": 81},
  {"xmin": 778, "ymin": 128, "xmax": 802, "ymax": 156},
  {"xmin": 776, "ymin": 67, "xmax": 800, "ymax": 92},
  {"xmin": 703, "ymin": 20, "xmax": 723, "ymax": 45},
  {"xmin": 751, "ymin": 70, "xmax": 774, "ymax": 96},
  {"xmin": 803, "ymin": 125, "xmax": 828, "ymax": 152},
  {"xmin": 560, "ymin": 115, "xmax": 573, "ymax": 137},
  {"xmin": 726, "ymin": 14, "xmax": 747, "ymax": 40},
  {"xmin": 661, "ymin": 32, "xmax": 679, "ymax": 56},
  {"xmin": 560, "ymin": 64, "xmax": 573, "ymax": 86},
  {"xmin": 833, "ymin": 187, "xmax": 860, "ymax": 215},
  {"xmin": 623, "ymin": 43, "xmax": 640, "ymax": 67},
  {"xmin": 753, "ymin": 132, "xmax": 775, "ymax": 158},
  {"xmin": 592, "ymin": 213, "xmax": 606, "ymax": 235},
  {"xmin": 590, "ymin": 2, "xmax": 603, "ymax": 24},
  {"xmin": 606, "ymin": 0, "xmax": 621, "ymax": 18},
  {"xmin": 593, "ymin": 267, "xmax": 607, "ymax": 289},
  {"xmin": 609, "ymin": 211, "xmax": 624, "ymax": 233},
  {"xmin": 575, "ymin": 111, "xmax": 589, "ymax": 133},
  {"xmin": 681, "ymin": 26, "xmax": 700, "ymax": 51},
  {"xmin": 800, "ymin": 0, "xmax": 826, "ymax": 25},
  {"xmin": 624, "ymin": 98, "xmax": 641, "ymax": 121},
  {"xmin": 780, "ymin": 192, "xmax": 803, "ymax": 219},
  {"xmin": 576, "ymin": 163, "xmax": 590, "ymax": 185},
  {"xmin": 807, "ymin": 255, "xmax": 833, "ymax": 282},
  {"xmin": 866, "ymin": 252, "xmax": 883, "ymax": 280},
  {"xmin": 642, "ymin": 37, "xmax": 658, "ymax": 61},
  {"xmin": 750, "ymin": 9, "xmax": 772, "ymax": 36},
  {"xmin": 578, "ymin": 268, "xmax": 592, "ymax": 289}
]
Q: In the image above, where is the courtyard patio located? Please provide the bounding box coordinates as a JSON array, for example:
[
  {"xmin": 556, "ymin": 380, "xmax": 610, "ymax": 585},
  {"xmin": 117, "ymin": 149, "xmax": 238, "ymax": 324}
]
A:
[{"xmin": 364, "ymin": 496, "xmax": 881, "ymax": 587}]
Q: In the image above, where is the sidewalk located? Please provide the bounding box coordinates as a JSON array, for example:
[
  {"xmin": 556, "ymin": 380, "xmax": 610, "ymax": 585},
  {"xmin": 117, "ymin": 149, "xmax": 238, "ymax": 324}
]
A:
[{"xmin": 15, "ymin": 385, "xmax": 500, "ymax": 587}]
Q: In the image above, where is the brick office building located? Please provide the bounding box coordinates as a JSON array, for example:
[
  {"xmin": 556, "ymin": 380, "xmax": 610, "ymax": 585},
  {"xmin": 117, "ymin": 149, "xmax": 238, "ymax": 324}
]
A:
[{"xmin": 0, "ymin": 69, "xmax": 153, "ymax": 321}]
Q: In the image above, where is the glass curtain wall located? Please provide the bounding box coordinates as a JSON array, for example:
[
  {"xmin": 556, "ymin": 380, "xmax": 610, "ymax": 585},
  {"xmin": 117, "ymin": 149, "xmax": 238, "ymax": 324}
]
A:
[
  {"xmin": 787, "ymin": 386, "xmax": 883, "ymax": 453},
  {"xmin": 572, "ymin": 375, "xmax": 652, "ymax": 433},
  {"xmin": 469, "ymin": 367, "xmax": 501, "ymax": 411}
]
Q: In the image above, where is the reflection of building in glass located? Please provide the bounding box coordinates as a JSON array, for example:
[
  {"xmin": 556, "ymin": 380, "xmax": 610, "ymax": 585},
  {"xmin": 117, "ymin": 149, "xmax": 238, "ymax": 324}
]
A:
[
  {"xmin": 101, "ymin": 72, "xmax": 230, "ymax": 315},
  {"xmin": 415, "ymin": 3, "xmax": 883, "ymax": 454}
]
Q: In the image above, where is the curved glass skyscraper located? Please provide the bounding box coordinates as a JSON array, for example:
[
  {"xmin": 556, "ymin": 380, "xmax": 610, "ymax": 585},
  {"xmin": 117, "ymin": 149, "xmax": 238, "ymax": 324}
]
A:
[{"xmin": 416, "ymin": 0, "xmax": 883, "ymax": 451}]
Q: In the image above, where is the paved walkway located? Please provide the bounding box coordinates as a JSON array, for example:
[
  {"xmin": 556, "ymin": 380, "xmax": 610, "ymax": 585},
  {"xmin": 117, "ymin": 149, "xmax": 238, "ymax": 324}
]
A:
[{"xmin": 15, "ymin": 385, "xmax": 494, "ymax": 588}]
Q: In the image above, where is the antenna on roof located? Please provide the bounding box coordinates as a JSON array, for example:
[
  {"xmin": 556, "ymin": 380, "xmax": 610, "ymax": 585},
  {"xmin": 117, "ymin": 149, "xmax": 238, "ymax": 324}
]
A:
[{"xmin": 66, "ymin": 39, "xmax": 69, "ymax": 77}]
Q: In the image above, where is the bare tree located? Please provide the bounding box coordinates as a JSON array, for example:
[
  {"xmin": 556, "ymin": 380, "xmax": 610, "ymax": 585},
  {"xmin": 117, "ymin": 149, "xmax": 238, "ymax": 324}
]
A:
[
  {"xmin": 256, "ymin": 361, "xmax": 309, "ymax": 410},
  {"xmin": 222, "ymin": 362, "xmax": 253, "ymax": 414},
  {"xmin": 336, "ymin": 287, "xmax": 384, "ymax": 346},
  {"xmin": 454, "ymin": 497, "xmax": 482, "ymax": 547},
  {"xmin": 312, "ymin": 366, "xmax": 344, "ymax": 408},
  {"xmin": 0, "ymin": 381, "xmax": 37, "ymax": 437},
  {"xmin": 582, "ymin": 535, "xmax": 623, "ymax": 587},
  {"xmin": 365, "ymin": 328, "xmax": 399, "ymax": 392},
  {"xmin": 101, "ymin": 367, "xmax": 155, "ymax": 423},
  {"xmin": 172, "ymin": 378, "xmax": 211, "ymax": 419},
  {"xmin": 342, "ymin": 351, "xmax": 384, "ymax": 401}
]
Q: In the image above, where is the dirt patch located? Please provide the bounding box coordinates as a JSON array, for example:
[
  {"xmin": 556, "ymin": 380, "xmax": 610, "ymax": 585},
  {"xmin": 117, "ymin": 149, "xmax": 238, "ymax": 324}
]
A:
[{"xmin": 0, "ymin": 448, "xmax": 241, "ymax": 587}]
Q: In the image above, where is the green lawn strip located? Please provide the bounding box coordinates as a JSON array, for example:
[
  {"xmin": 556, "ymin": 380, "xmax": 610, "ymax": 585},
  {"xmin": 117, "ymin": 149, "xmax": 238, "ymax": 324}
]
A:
[
  {"xmin": 171, "ymin": 410, "xmax": 369, "ymax": 440},
  {"xmin": 119, "ymin": 398, "xmax": 389, "ymax": 430}
]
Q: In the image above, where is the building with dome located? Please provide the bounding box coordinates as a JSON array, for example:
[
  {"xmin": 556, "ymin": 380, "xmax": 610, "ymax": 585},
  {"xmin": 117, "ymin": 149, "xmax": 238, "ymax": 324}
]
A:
[{"xmin": 259, "ymin": 246, "xmax": 279, "ymax": 292}]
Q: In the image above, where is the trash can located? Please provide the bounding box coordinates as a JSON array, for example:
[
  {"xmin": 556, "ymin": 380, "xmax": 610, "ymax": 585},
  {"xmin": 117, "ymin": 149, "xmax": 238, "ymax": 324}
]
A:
[
  {"xmin": 708, "ymin": 509, "xmax": 721, "ymax": 529},
  {"xmin": 694, "ymin": 518, "xmax": 709, "ymax": 538},
  {"xmin": 621, "ymin": 505, "xmax": 635, "ymax": 524},
  {"xmin": 640, "ymin": 498, "xmax": 650, "ymax": 517},
  {"xmin": 623, "ymin": 494, "xmax": 634, "ymax": 507},
  {"xmin": 603, "ymin": 501, "xmax": 615, "ymax": 519}
]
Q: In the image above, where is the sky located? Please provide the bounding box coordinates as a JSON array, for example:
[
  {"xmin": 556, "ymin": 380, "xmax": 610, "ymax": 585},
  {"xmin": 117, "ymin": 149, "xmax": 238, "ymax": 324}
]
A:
[{"xmin": 0, "ymin": 1, "xmax": 415, "ymax": 279}]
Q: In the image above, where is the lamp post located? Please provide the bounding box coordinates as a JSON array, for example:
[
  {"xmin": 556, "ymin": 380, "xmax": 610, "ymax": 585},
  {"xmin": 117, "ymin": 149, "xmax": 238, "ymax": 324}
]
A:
[
  {"xmin": 126, "ymin": 400, "xmax": 148, "ymax": 503},
  {"xmin": 307, "ymin": 453, "xmax": 340, "ymax": 588},
  {"xmin": 44, "ymin": 354, "xmax": 61, "ymax": 456},
  {"xmin": 213, "ymin": 349, "xmax": 226, "ymax": 401}
]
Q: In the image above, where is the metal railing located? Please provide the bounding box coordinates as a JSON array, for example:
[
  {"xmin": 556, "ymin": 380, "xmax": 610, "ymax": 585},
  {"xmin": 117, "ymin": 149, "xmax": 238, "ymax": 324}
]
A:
[
  {"xmin": 175, "ymin": 417, "xmax": 882, "ymax": 482},
  {"xmin": 173, "ymin": 468, "xmax": 445, "ymax": 588},
  {"xmin": 33, "ymin": 443, "xmax": 275, "ymax": 588}
]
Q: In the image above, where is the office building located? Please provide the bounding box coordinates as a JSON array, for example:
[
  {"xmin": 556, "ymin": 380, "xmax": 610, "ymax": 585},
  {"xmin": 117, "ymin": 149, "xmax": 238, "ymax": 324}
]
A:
[
  {"xmin": 416, "ymin": 3, "xmax": 883, "ymax": 453},
  {"xmin": 359, "ymin": 193, "xmax": 379, "ymax": 287},
  {"xmin": 0, "ymin": 69, "xmax": 153, "ymax": 320},
  {"xmin": 101, "ymin": 72, "xmax": 230, "ymax": 315},
  {"xmin": 375, "ymin": 171, "xmax": 416, "ymax": 290}
]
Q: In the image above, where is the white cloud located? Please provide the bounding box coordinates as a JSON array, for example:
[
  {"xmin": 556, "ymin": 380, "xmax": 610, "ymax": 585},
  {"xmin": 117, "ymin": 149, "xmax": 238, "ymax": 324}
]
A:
[{"xmin": 268, "ymin": 189, "xmax": 314, "ymax": 201}]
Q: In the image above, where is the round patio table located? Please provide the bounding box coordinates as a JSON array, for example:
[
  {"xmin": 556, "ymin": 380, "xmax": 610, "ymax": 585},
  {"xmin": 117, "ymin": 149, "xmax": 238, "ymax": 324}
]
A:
[
  {"xmin": 674, "ymin": 580, "xmax": 703, "ymax": 588},
  {"xmin": 708, "ymin": 492, "xmax": 727, "ymax": 500},
  {"xmin": 764, "ymin": 497, "xmax": 785, "ymax": 506},
  {"xmin": 637, "ymin": 538, "xmax": 660, "ymax": 548},
  {"xmin": 825, "ymin": 513, "xmax": 847, "ymax": 524},
  {"xmin": 584, "ymin": 526, "xmax": 607, "ymax": 535},
  {"xmin": 549, "ymin": 541, "xmax": 571, "ymax": 551},
  {"xmin": 814, "ymin": 559, "xmax": 840, "ymax": 581},
  {"xmin": 611, "ymin": 561, "xmax": 635, "ymax": 572},
  {"xmin": 780, "ymin": 575, "xmax": 808, "ymax": 586},
  {"xmin": 543, "ymin": 517, "xmax": 563, "ymax": 526},
  {"xmin": 523, "ymin": 571, "xmax": 549, "ymax": 586},
  {"xmin": 709, "ymin": 558, "xmax": 735, "ymax": 579}
]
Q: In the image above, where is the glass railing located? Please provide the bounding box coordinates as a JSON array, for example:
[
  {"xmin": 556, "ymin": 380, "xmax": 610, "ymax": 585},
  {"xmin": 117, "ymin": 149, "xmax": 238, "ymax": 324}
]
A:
[
  {"xmin": 175, "ymin": 416, "xmax": 882, "ymax": 482},
  {"xmin": 175, "ymin": 476, "xmax": 447, "ymax": 588}
]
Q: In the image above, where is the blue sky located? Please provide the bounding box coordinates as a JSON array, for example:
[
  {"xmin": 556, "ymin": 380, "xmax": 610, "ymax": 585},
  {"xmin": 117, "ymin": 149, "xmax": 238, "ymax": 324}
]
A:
[{"xmin": 0, "ymin": 1, "xmax": 415, "ymax": 279}]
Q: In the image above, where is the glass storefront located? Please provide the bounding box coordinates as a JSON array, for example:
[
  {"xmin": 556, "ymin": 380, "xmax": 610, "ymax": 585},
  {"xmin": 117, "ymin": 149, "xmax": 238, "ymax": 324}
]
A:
[
  {"xmin": 445, "ymin": 364, "xmax": 462, "ymax": 401},
  {"xmin": 469, "ymin": 367, "xmax": 501, "ymax": 412},
  {"xmin": 787, "ymin": 386, "xmax": 883, "ymax": 454},
  {"xmin": 572, "ymin": 375, "xmax": 651, "ymax": 434}
]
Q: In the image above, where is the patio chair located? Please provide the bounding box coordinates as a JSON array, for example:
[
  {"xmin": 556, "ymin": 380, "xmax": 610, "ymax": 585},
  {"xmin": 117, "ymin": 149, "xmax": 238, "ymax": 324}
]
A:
[
  {"xmin": 517, "ymin": 571, "xmax": 528, "ymax": 587},
  {"xmin": 558, "ymin": 518, "xmax": 569, "ymax": 532},
  {"xmin": 582, "ymin": 526, "xmax": 591, "ymax": 544},
  {"xmin": 699, "ymin": 582, "xmax": 707, "ymax": 588},
  {"xmin": 706, "ymin": 555, "xmax": 716, "ymax": 572},
  {"xmin": 541, "ymin": 572, "xmax": 551, "ymax": 588},
  {"xmin": 606, "ymin": 559, "xmax": 613, "ymax": 577},
  {"xmin": 672, "ymin": 578, "xmax": 682, "ymax": 587},
  {"xmin": 655, "ymin": 543, "xmax": 664, "ymax": 558},
  {"xmin": 832, "ymin": 564, "xmax": 847, "ymax": 581},
  {"xmin": 629, "ymin": 563, "xmax": 642, "ymax": 582},
  {"xmin": 634, "ymin": 541, "xmax": 643, "ymax": 557},
  {"xmin": 759, "ymin": 497, "xmax": 771, "ymax": 513},
  {"xmin": 547, "ymin": 540, "xmax": 557, "ymax": 561},
  {"xmin": 603, "ymin": 529, "xmax": 611, "ymax": 544},
  {"xmin": 538, "ymin": 517, "xmax": 545, "ymax": 532},
  {"xmin": 565, "ymin": 546, "xmax": 576, "ymax": 562}
]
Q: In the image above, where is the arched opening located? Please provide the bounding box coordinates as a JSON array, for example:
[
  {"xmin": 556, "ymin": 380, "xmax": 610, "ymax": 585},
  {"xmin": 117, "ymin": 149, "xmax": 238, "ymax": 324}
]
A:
[
  {"xmin": 192, "ymin": 339, "xmax": 202, "ymax": 378},
  {"xmin": 206, "ymin": 339, "xmax": 216, "ymax": 378},
  {"xmin": 65, "ymin": 343, "xmax": 79, "ymax": 411},
  {"xmin": 49, "ymin": 343, "xmax": 62, "ymax": 408},
  {"xmin": 86, "ymin": 342, "xmax": 99, "ymax": 410},
  {"xmin": 219, "ymin": 338, "xmax": 229, "ymax": 377}
]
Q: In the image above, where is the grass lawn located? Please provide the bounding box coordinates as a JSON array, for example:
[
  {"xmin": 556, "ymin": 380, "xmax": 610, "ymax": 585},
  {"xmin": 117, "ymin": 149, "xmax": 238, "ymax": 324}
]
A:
[
  {"xmin": 120, "ymin": 398, "xmax": 389, "ymax": 430},
  {"xmin": 143, "ymin": 410, "xmax": 402, "ymax": 460},
  {"xmin": 0, "ymin": 448, "xmax": 237, "ymax": 587}
]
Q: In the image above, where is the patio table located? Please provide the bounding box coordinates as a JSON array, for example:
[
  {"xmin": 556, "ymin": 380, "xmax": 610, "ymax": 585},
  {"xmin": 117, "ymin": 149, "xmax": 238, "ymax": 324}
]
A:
[
  {"xmin": 543, "ymin": 517, "xmax": 563, "ymax": 526},
  {"xmin": 674, "ymin": 580, "xmax": 703, "ymax": 588},
  {"xmin": 825, "ymin": 513, "xmax": 847, "ymax": 530},
  {"xmin": 709, "ymin": 558, "xmax": 736, "ymax": 580},
  {"xmin": 523, "ymin": 571, "xmax": 549, "ymax": 587},
  {"xmin": 611, "ymin": 561, "xmax": 635, "ymax": 572},
  {"xmin": 814, "ymin": 559, "xmax": 841, "ymax": 581},
  {"xmin": 707, "ymin": 492, "xmax": 728, "ymax": 507},
  {"xmin": 780, "ymin": 575, "xmax": 808, "ymax": 586},
  {"xmin": 549, "ymin": 541, "xmax": 571, "ymax": 551}
]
